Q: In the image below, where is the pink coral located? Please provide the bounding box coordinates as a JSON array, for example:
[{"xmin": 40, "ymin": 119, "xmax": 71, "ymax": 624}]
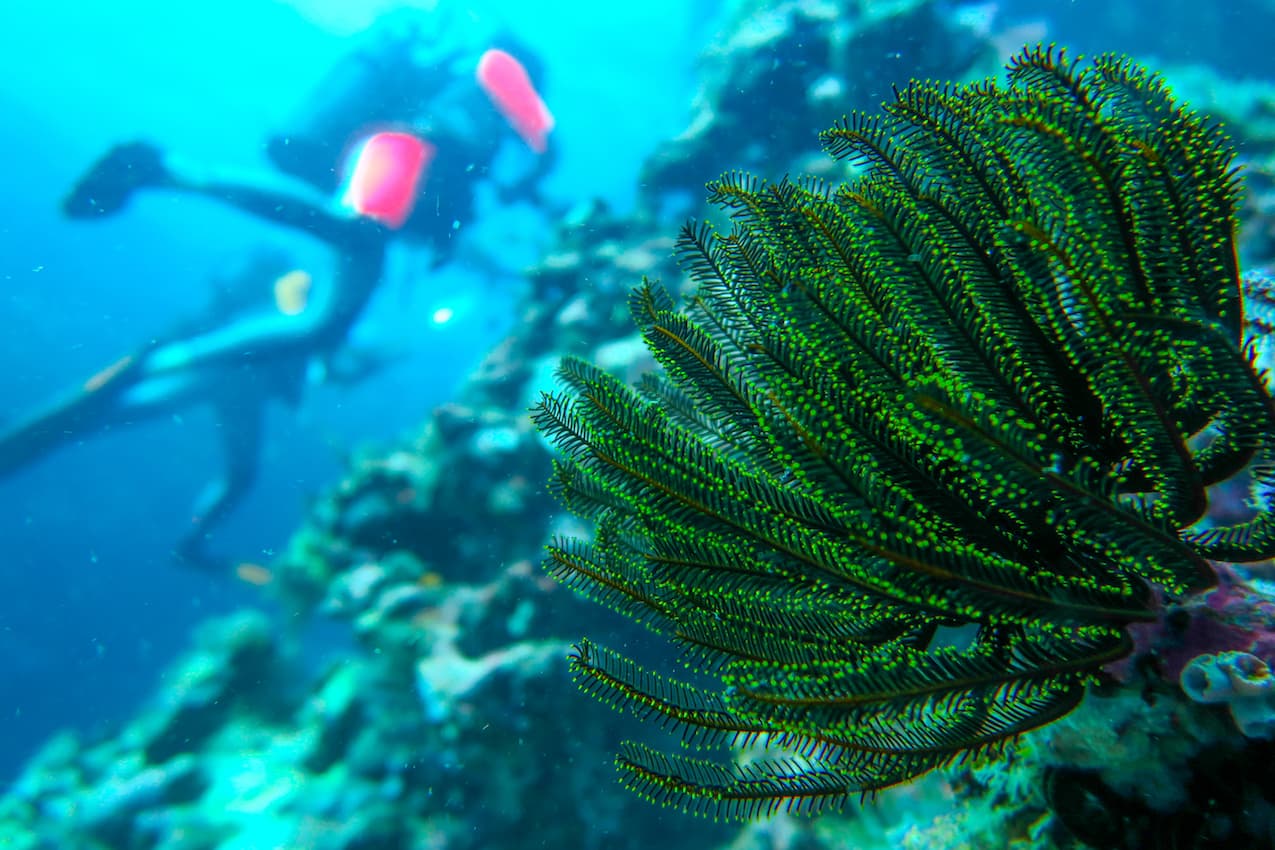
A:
[{"xmin": 1108, "ymin": 562, "xmax": 1275, "ymax": 685}]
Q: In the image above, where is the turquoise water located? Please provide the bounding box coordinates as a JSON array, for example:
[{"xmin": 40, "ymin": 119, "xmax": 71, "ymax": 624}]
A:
[
  {"xmin": 0, "ymin": 0, "xmax": 710, "ymax": 777},
  {"xmin": 1, "ymin": 3, "xmax": 1273, "ymax": 848}
]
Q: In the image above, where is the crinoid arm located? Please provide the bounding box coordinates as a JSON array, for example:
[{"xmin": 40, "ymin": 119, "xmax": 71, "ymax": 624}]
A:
[{"xmin": 533, "ymin": 45, "xmax": 1274, "ymax": 819}]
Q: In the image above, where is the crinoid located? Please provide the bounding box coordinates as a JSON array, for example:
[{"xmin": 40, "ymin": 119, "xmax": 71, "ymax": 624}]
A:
[{"xmin": 532, "ymin": 46, "xmax": 1275, "ymax": 819}]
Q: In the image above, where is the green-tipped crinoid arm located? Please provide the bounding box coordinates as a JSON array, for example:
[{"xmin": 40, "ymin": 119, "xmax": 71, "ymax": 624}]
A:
[{"xmin": 532, "ymin": 44, "xmax": 1275, "ymax": 820}]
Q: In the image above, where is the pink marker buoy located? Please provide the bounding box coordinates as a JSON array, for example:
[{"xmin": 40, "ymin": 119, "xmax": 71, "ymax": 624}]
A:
[
  {"xmin": 477, "ymin": 48, "xmax": 555, "ymax": 154},
  {"xmin": 339, "ymin": 131, "xmax": 436, "ymax": 229}
]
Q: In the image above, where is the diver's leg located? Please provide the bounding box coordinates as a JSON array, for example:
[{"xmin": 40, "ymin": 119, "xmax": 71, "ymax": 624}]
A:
[
  {"xmin": 175, "ymin": 395, "xmax": 263, "ymax": 570},
  {"xmin": 62, "ymin": 141, "xmax": 366, "ymax": 247}
]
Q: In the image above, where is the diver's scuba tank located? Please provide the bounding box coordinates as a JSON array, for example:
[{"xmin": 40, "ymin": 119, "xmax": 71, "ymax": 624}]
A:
[{"xmin": 266, "ymin": 17, "xmax": 456, "ymax": 192}]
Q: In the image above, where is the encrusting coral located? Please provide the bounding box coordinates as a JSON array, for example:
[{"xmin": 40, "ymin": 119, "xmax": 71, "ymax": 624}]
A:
[
  {"xmin": 533, "ymin": 45, "xmax": 1275, "ymax": 819},
  {"xmin": 1180, "ymin": 650, "xmax": 1275, "ymax": 738}
]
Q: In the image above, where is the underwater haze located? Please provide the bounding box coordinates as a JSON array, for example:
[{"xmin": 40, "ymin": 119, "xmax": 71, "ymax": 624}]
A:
[
  {"xmin": 0, "ymin": 0, "xmax": 710, "ymax": 777},
  {"xmin": 2, "ymin": 1, "xmax": 1275, "ymax": 849}
]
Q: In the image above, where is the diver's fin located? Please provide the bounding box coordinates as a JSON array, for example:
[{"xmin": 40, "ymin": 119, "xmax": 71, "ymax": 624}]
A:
[
  {"xmin": 0, "ymin": 353, "xmax": 146, "ymax": 477},
  {"xmin": 0, "ymin": 387, "xmax": 110, "ymax": 477},
  {"xmin": 62, "ymin": 142, "xmax": 167, "ymax": 219}
]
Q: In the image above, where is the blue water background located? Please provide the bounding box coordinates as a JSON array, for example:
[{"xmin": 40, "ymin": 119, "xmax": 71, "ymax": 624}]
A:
[
  {"xmin": 1, "ymin": 0, "xmax": 1271, "ymax": 784},
  {"xmin": 0, "ymin": 0, "xmax": 715, "ymax": 779}
]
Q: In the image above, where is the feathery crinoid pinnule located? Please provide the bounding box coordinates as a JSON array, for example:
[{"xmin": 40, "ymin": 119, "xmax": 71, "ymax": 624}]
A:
[{"xmin": 532, "ymin": 45, "xmax": 1275, "ymax": 819}]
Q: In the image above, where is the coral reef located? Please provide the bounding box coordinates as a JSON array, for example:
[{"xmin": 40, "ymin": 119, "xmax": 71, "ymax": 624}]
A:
[
  {"xmin": 6, "ymin": 3, "xmax": 1275, "ymax": 849},
  {"xmin": 1180, "ymin": 651, "xmax": 1275, "ymax": 738},
  {"xmin": 639, "ymin": 0, "xmax": 991, "ymax": 221}
]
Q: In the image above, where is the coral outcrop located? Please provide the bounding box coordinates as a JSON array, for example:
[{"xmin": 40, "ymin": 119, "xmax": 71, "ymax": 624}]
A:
[{"xmin": 6, "ymin": 2, "xmax": 1275, "ymax": 849}]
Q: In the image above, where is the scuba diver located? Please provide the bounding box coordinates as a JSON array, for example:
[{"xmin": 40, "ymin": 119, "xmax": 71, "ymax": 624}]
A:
[
  {"xmin": 0, "ymin": 28, "xmax": 555, "ymax": 570},
  {"xmin": 266, "ymin": 10, "xmax": 556, "ymax": 264}
]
